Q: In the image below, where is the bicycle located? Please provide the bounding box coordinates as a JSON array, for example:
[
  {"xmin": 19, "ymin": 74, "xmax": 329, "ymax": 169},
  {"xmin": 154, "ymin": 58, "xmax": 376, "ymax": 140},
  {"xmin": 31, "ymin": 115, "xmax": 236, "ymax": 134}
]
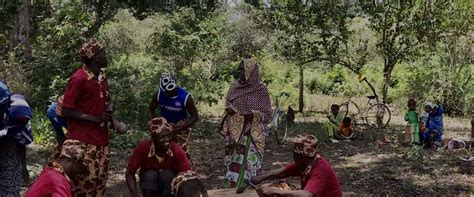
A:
[
  {"xmin": 267, "ymin": 92, "xmax": 290, "ymax": 145},
  {"xmin": 339, "ymin": 95, "xmax": 391, "ymax": 129}
]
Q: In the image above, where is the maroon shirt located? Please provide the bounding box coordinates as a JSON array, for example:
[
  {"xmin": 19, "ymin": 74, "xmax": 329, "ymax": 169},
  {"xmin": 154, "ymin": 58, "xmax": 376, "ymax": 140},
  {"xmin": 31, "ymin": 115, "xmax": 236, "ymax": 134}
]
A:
[
  {"xmin": 25, "ymin": 168, "xmax": 72, "ymax": 197},
  {"xmin": 127, "ymin": 141, "xmax": 191, "ymax": 174},
  {"xmin": 62, "ymin": 67, "xmax": 109, "ymax": 146},
  {"xmin": 284, "ymin": 158, "xmax": 342, "ymax": 197}
]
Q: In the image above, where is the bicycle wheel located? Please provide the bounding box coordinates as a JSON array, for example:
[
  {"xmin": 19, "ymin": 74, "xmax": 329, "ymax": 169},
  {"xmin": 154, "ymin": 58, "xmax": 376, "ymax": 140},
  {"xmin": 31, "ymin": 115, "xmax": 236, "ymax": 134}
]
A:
[
  {"xmin": 275, "ymin": 112, "xmax": 288, "ymax": 145},
  {"xmin": 365, "ymin": 103, "xmax": 391, "ymax": 129},
  {"xmin": 339, "ymin": 101, "xmax": 361, "ymax": 124}
]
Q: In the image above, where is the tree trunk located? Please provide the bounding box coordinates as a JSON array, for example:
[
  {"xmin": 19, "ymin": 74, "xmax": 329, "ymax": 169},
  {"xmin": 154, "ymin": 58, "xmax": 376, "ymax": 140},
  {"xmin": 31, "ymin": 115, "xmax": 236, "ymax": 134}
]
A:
[
  {"xmin": 382, "ymin": 70, "xmax": 391, "ymax": 104},
  {"xmin": 10, "ymin": 0, "xmax": 31, "ymax": 58},
  {"xmin": 298, "ymin": 65, "xmax": 304, "ymax": 113}
]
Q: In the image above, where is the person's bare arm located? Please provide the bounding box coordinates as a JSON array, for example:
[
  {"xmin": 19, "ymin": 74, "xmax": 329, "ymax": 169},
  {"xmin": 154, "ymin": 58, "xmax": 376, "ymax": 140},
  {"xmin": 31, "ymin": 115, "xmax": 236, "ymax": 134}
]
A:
[
  {"xmin": 258, "ymin": 186, "xmax": 313, "ymax": 197},
  {"xmin": 148, "ymin": 91, "xmax": 159, "ymax": 120},
  {"xmin": 183, "ymin": 95, "xmax": 199, "ymax": 128},
  {"xmin": 125, "ymin": 170, "xmax": 140, "ymax": 197},
  {"xmin": 252, "ymin": 167, "xmax": 287, "ymax": 185},
  {"xmin": 61, "ymin": 107, "xmax": 108, "ymax": 123}
]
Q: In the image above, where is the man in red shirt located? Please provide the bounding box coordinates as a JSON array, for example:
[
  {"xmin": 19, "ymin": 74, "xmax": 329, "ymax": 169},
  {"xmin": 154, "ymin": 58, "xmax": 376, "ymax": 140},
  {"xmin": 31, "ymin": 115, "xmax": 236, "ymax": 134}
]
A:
[
  {"xmin": 251, "ymin": 134, "xmax": 342, "ymax": 197},
  {"xmin": 58, "ymin": 40, "xmax": 117, "ymax": 196},
  {"xmin": 26, "ymin": 141, "xmax": 87, "ymax": 197},
  {"xmin": 126, "ymin": 117, "xmax": 191, "ymax": 197}
]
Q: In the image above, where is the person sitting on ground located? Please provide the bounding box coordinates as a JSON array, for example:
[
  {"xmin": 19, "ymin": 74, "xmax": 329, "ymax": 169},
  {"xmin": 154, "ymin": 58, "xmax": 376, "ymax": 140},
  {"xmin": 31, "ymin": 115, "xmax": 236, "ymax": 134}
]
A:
[
  {"xmin": 148, "ymin": 73, "xmax": 199, "ymax": 154},
  {"xmin": 249, "ymin": 134, "xmax": 342, "ymax": 197},
  {"xmin": 126, "ymin": 117, "xmax": 192, "ymax": 197},
  {"xmin": 324, "ymin": 104, "xmax": 344, "ymax": 143},
  {"xmin": 25, "ymin": 142, "xmax": 87, "ymax": 197},
  {"xmin": 404, "ymin": 99, "xmax": 420, "ymax": 145},
  {"xmin": 336, "ymin": 117, "xmax": 356, "ymax": 141},
  {"xmin": 171, "ymin": 170, "xmax": 208, "ymax": 197}
]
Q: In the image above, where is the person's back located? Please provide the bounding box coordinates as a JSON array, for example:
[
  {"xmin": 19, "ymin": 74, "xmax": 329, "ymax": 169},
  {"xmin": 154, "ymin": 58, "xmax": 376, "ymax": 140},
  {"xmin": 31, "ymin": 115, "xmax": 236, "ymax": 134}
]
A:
[
  {"xmin": 284, "ymin": 157, "xmax": 342, "ymax": 197},
  {"xmin": 25, "ymin": 167, "xmax": 72, "ymax": 197},
  {"xmin": 303, "ymin": 158, "xmax": 342, "ymax": 197}
]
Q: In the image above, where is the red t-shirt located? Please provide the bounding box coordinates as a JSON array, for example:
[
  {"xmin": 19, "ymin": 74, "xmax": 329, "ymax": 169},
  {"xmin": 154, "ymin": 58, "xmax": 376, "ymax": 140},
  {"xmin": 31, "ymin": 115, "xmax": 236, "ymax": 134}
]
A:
[
  {"xmin": 284, "ymin": 158, "xmax": 342, "ymax": 197},
  {"xmin": 62, "ymin": 67, "xmax": 109, "ymax": 146},
  {"xmin": 127, "ymin": 141, "xmax": 191, "ymax": 175},
  {"xmin": 25, "ymin": 168, "xmax": 72, "ymax": 197}
]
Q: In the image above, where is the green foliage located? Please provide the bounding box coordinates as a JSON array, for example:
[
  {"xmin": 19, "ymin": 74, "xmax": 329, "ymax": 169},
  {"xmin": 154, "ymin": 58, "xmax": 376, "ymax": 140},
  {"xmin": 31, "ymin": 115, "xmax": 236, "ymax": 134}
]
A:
[
  {"xmin": 150, "ymin": 8, "xmax": 221, "ymax": 72},
  {"xmin": 30, "ymin": 110, "xmax": 55, "ymax": 147},
  {"xmin": 110, "ymin": 131, "xmax": 150, "ymax": 150},
  {"xmin": 26, "ymin": 1, "xmax": 94, "ymax": 106}
]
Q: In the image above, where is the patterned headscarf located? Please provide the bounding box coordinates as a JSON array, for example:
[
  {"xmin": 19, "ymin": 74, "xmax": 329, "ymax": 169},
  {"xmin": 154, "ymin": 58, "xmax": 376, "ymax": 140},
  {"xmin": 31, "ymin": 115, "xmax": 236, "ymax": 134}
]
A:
[
  {"xmin": 171, "ymin": 170, "xmax": 200, "ymax": 195},
  {"xmin": 148, "ymin": 117, "xmax": 171, "ymax": 136},
  {"xmin": 60, "ymin": 140, "xmax": 86, "ymax": 161},
  {"xmin": 159, "ymin": 73, "xmax": 178, "ymax": 92},
  {"xmin": 79, "ymin": 40, "xmax": 105, "ymax": 62},
  {"xmin": 291, "ymin": 134, "xmax": 319, "ymax": 158},
  {"xmin": 225, "ymin": 59, "xmax": 271, "ymax": 121}
]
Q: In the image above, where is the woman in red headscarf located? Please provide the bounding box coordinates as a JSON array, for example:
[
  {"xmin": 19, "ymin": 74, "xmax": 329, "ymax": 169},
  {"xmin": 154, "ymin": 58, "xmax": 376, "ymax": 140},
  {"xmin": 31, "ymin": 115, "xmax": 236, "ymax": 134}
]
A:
[{"xmin": 220, "ymin": 59, "xmax": 272, "ymax": 189}]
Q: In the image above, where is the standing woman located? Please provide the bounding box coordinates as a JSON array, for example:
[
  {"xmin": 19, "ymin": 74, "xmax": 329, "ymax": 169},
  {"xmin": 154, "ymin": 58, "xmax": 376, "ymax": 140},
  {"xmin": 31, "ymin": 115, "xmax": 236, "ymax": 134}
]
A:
[
  {"xmin": 221, "ymin": 59, "xmax": 272, "ymax": 189},
  {"xmin": 0, "ymin": 80, "xmax": 22, "ymax": 196}
]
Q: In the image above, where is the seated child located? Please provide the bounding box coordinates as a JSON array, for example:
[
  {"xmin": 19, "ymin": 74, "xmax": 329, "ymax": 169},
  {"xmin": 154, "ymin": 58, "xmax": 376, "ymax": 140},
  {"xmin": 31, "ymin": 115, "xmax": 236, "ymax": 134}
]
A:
[
  {"xmin": 336, "ymin": 117, "xmax": 356, "ymax": 140},
  {"xmin": 404, "ymin": 99, "xmax": 420, "ymax": 145},
  {"xmin": 324, "ymin": 104, "xmax": 344, "ymax": 143},
  {"xmin": 171, "ymin": 170, "xmax": 208, "ymax": 197}
]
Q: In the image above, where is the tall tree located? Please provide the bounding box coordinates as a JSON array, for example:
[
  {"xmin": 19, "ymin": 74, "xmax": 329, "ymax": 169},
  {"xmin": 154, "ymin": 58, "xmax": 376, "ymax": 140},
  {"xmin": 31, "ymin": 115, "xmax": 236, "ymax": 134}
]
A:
[{"xmin": 10, "ymin": 0, "xmax": 31, "ymax": 58}]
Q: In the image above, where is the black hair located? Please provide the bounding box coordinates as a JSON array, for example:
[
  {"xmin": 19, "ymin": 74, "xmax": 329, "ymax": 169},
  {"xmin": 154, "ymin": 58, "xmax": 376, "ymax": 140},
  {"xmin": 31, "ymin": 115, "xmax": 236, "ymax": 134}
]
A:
[
  {"xmin": 331, "ymin": 104, "xmax": 340, "ymax": 109},
  {"xmin": 177, "ymin": 179, "xmax": 208, "ymax": 197},
  {"xmin": 407, "ymin": 98, "xmax": 416, "ymax": 105},
  {"xmin": 343, "ymin": 117, "xmax": 351, "ymax": 125}
]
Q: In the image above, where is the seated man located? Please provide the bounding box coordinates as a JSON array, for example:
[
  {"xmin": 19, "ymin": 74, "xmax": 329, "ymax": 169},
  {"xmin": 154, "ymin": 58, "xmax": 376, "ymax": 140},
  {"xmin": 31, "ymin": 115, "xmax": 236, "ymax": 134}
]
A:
[
  {"xmin": 250, "ymin": 134, "xmax": 342, "ymax": 197},
  {"xmin": 171, "ymin": 170, "xmax": 208, "ymax": 197},
  {"xmin": 324, "ymin": 104, "xmax": 344, "ymax": 143},
  {"xmin": 26, "ymin": 140, "xmax": 87, "ymax": 197},
  {"xmin": 126, "ymin": 117, "xmax": 191, "ymax": 197}
]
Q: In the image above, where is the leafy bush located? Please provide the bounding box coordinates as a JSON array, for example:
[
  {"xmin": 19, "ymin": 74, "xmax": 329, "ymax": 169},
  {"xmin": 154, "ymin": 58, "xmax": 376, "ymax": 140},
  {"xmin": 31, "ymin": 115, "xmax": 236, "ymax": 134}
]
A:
[{"xmin": 30, "ymin": 110, "xmax": 55, "ymax": 147}]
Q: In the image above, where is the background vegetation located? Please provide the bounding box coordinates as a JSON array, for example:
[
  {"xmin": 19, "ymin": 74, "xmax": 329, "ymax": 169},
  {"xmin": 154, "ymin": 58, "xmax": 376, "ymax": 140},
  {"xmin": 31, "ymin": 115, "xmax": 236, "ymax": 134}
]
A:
[{"xmin": 1, "ymin": 0, "xmax": 472, "ymax": 145}]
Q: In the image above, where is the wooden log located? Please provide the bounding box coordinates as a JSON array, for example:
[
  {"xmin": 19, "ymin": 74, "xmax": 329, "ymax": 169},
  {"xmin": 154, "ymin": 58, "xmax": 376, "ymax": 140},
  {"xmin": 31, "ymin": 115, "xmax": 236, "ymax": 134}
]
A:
[{"xmin": 208, "ymin": 188, "xmax": 258, "ymax": 197}]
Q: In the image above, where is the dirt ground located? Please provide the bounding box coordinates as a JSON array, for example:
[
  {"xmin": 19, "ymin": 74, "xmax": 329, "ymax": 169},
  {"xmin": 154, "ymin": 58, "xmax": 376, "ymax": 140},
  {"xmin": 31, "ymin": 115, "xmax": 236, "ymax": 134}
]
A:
[{"xmin": 25, "ymin": 114, "xmax": 473, "ymax": 196}]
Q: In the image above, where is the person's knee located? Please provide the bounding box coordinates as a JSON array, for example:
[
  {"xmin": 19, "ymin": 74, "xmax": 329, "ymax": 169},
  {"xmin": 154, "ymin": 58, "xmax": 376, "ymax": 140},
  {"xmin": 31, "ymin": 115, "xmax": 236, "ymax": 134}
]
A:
[
  {"xmin": 158, "ymin": 170, "xmax": 175, "ymax": 184},
  {"xmin": 140, "ymin": 170, "xmax": 160, "ymax": 191}
]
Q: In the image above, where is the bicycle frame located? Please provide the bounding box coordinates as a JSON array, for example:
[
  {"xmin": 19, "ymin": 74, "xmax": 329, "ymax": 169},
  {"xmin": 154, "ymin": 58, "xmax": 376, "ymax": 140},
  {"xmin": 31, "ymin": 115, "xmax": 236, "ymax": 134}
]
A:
[{"xmin": 268, "ymin": 93, "xmax": 288, "ymax": 130}]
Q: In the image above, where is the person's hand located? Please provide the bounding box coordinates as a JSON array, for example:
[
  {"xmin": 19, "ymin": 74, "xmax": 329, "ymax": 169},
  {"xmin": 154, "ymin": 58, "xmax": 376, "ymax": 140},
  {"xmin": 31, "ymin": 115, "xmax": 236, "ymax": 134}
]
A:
[
  {"xmin": 226, "ymin": 107, "xmax": 236, "ymax": 115},
  {"xmin": 171, "ymin": 124, "xmax": 186, "ymax": 134},
  {"xmin": 97, "ymin": 112, "xmax": 112, "ymax": 123},
  {"xmin": 257, "ymin": 185, "xmax": 274, "ymax": 197},
  {"xmin": 244, "ymin": 113, "xmax": 253, "ymax": 122}
]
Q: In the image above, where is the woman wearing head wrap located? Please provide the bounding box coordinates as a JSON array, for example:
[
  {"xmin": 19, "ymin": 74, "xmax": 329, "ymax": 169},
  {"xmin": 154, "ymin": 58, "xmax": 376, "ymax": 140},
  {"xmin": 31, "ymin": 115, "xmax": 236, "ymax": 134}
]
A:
[
  {"xmin": 250, "ymin": 134, "xmax": 342, "ymax": 197},
  {"xmin": 423, "ymin": 102, "xmax": 444, "ymax": 148},
  {"xmin": 0, "ymin": 80, "xmax": 23, "ymax": 196},
  {"xmin": 148, "ymin": 73, "xmax": 199, "ymax": 154},
  {"xmin": 220, "ymin": 59, "xmax": 272, "ymax": 189}
]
